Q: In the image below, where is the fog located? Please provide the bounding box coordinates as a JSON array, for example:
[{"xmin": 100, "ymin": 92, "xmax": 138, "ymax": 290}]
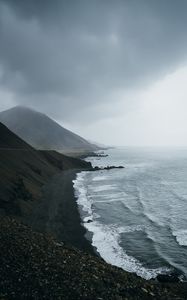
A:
[
  {"xmin": 0, "ymin": 0, "xmax": 187, "ymax": 146},
  {"xmin": 68, "ymin": 65, "xmax": 187, "ymax": 146}
]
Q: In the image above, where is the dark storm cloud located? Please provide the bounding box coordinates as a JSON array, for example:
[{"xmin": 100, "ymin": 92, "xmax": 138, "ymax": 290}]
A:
[{"xmin": 0, "ymin": 0, "xmax": 187, "ymax": 121}]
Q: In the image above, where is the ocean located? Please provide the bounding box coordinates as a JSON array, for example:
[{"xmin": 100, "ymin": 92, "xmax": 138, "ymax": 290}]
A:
[{"xmin": 73, "ymin": 147, "xmax": 187, "ymax": 280}]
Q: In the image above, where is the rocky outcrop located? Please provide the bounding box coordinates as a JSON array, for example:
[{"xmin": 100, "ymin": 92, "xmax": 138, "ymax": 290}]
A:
[{"xmin": 93, "ymin": 165, "xmax": 124, "ymax": 171}]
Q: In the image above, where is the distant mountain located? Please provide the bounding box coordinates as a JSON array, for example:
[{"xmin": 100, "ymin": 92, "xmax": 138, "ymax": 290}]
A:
[
  {"xmin": 0, "ymin": 106, "xmax": 98, "ymax": 152},
  {"xmin": 0, "ymin": 120, "xmax": 32, "ymax": 150}
]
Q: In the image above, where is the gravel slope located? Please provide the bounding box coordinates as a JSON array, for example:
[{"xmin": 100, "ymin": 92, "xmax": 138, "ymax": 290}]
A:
[{"xmin": 0, "ymin": 218, "xmax": 187, "ymax": 300}]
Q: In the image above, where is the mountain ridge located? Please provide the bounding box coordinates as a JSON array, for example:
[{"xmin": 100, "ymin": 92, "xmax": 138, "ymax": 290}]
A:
[{"xmin": 0, "ymin": 106, "xmax": 98, "ymax": 152}]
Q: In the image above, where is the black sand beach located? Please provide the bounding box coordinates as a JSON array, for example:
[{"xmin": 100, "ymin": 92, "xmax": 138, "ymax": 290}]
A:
[
  {"xmin": 0, "ymin": 122, "xmax": 187, "ymax": 299},
  {"xmin": 25, "ymin": 169, "xmax": 96, "ymax": 255}
]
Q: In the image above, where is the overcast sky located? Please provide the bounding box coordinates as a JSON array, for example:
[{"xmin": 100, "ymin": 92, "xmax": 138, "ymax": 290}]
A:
[{"xmin": 0, "ymin": 0, "xmax": 187, "ymax": 146}]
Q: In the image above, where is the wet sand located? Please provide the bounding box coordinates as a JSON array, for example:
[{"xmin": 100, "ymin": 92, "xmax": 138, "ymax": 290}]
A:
[{"xmin": 26, "ymin": 169, "xmax": 96, "ymax": 255}]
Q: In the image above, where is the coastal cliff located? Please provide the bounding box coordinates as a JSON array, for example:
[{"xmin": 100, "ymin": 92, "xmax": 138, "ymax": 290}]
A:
[
  {"xmin": 0, "ymin": 123, "xmax": 187, "ymax": 299},
  {"xmin": 0, "ymin": 122, "xmax": 94, "ymax": 253},
  {"xmin": 0, "ymin": 122, "xmax": 91, "ymax": 218}
]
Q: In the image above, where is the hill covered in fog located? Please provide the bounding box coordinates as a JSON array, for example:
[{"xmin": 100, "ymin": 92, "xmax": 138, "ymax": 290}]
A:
[{"xmin": 0, "ymin": 106, "xmax": 98, "ymax": 153}]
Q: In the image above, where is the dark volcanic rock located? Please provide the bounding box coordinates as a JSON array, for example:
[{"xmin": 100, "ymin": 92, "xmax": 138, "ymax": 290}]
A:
[
  {"xmin": 0, "ymin": 218, "xmax": 187, "ymax": 300},
  {"xmin": 157, "ymin": 273, "xmax": 180, "ymax": 283},
  {"xmin": 103, "ymin": 165, "xmax": 124, "ymax": 170},
  {"xmin": 92, "ymin": 165, "xmax": 125, "ymax": 171},
  {"xmin": 80, "ymin": 151, "xmax": 108, "ymax": 159},
  {"xmin": 86, "ymin": 219, "xmax": 93, "ymax": 223}
]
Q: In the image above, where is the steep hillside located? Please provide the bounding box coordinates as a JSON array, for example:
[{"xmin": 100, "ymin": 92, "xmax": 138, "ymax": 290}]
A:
[
  {"xmin": 0, "ymin": 122, "xmax": 91, "ymax": 217},
  {"xmin": 0, "ymin": 120, "xmax": 31, "ymax": 150},
  {"xmin": 0, "ymin": 106, "xmax": 98, "ymax": 152}
]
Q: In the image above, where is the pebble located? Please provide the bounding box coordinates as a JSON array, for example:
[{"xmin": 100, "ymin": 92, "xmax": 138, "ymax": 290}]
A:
[{"xmin": 0, "ymin": 217, "xmax": 186, "ymax": 300}]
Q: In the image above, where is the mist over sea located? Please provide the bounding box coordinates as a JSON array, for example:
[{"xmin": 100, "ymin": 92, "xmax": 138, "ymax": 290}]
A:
[{"xmin": 73, "ymin": 147, "xmax": 187, "ymax": 280}]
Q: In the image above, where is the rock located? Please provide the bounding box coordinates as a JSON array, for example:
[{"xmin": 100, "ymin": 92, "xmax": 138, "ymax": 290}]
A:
[
  {"xmin": 103, "ymin": 165, "xmax": 125, "ymax": 170},
  {"xmin": 93, "ymin": 166, "xmax": 125, "ymax": 171},
  {"xmin": 157, "ymin": 272, "xmax": 180, "ymax": 283},
  {"xmin": 86, "ymin": 220, "xmax": 93, "ymax": 223},
  {"xmin": 0, "ymin": 217, "xmax": 186, "ymax": 300}
]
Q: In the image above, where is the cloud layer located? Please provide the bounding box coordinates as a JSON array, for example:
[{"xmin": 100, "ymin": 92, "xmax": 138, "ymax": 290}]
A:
[{"xmin": 0, "ymin": 0, "xmax": 187, "ymax": 125}]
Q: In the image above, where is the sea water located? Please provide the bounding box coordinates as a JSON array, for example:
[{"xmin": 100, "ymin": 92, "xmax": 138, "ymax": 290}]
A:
[{"xmin": 73, "ymin": 147, "xmax": 187, "ymax": 280}]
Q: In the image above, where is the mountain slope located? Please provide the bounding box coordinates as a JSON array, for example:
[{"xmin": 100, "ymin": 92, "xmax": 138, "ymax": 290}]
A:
[
  {"xmin": 0, "ymin": 122, "xmax": 91, "ymax": 217},
  {"xmin": 0, "ymin": 106, "xmax": 98, "ymax": 152},
  {"xmin": 0, "ymin": 119, "xmax": 32, "ymax": 150}
]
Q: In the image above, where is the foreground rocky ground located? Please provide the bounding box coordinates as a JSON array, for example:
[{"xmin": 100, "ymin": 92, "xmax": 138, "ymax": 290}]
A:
[{"xmin": 0, "ymin": 218, "xmax": 186, "ymax": 300}]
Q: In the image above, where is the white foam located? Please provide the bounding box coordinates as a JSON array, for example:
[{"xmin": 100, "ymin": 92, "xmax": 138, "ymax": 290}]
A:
[
  {"xmin": 73, "ymin": 172, "xmax": 170, "ymax": 280},
  {"xmin": 89, "ymin": 191, "xmax": 125, "ymax": 199},
  {"xmin": 173, "ymin": 229, "xmax": 187, "ymax": 246},
  {"xmin": 85, "ymin": 221, "xmax": 170, "ymax": 280},
  {"xmin": 90, "ymin": 184, "xmax": 117, "ymax": 192},
  {"xmin": 117, "ymin": 224, "xmax": 148, "ymax": 234},
  {"xmin": 94, "ymin": 198, "xmax": 125, "ymax": 204},
  {"xmin": 73, "ymin": 172, "xmax": 92, "ymax": 216},
  {"xmin": 92, "ymin": 175, "xmax": 108, "ymax": 181}
]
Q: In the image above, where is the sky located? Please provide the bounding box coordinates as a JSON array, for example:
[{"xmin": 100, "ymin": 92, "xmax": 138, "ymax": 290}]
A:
[{"xmin": 0, "ymin": 0, "xmax": 187, "ymax": 146}]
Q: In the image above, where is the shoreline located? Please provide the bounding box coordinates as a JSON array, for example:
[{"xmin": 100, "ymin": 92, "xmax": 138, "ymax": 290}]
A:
[
  {"xmin": 2, "ymin": 217, "xmax": 187, "ymax": 299},
  {"xmin": 73, "ymin": 153, "xmax": 187, "ymax": 284},
  {"xmin": 1, "ymin": 163, "xmax": 187, "ymax": 298},
  {"xmin": 4, "ymin": 143, "xmax": 186, "ymax": 279},
  {"xmin": 25, "ymin": 169, "xmax": 98, "ymax": 256}
]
